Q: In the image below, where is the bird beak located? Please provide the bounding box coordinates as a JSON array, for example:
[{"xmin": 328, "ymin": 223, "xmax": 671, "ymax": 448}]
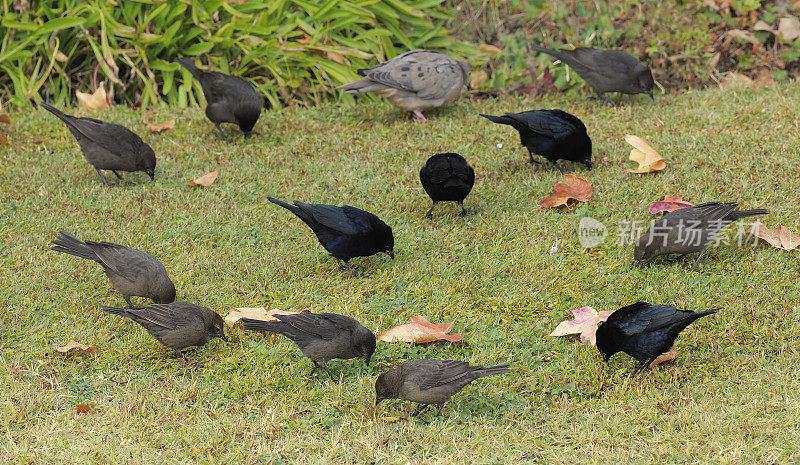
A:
[
  {"xmin": 388, "ymin": 250, "xmax": 395, "ymax": 260},
  {"xmin": 148, "ymin": 172, "xmax": 155, "ymax": 181}
]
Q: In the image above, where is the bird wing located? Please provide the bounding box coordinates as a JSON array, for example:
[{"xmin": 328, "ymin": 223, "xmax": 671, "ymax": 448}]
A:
[
  {"xmin": 125, "ymin": 304, "xmax": 196, "ymax": 331},
  {"xmin": 293, "ymin": 202, "xmax": 360, "ymax": 235},
  {"xmin": 358, "ymin": 50, "xmax": 465, "ymax": 100},
  {"xmin": 273, "ymin": 313, "xmax": 351, "ymax": 340},
  {"xmin": 63, "ymin": 117, "xmax": 140, "ymax": 156},
  {"xmin": 415, "ymin": 360, "xmax": 474, "ymax": 390},
  {"xmin": 507, "ymin": 110, "xmax": 579, "ymax": 140},
  {"xmin": 85, "ymin": 242, "xmax": 153, "ymax": 278},
  {"xmin": 613, "ymin": 302, "xmax": 685, "ymax": 335},
  {"xmin": 662, "ymin": 202, "xmax": 739, "ymax": 239},
  {"xmin": 560, "ymin": 48, "xmax": 636, "ymax": 76}
]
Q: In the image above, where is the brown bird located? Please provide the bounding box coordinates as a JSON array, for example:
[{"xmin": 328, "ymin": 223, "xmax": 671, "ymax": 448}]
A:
[
  {"xmin": 375, "ymin": 359, "xmax": 509, "ymax": 417},
  {"xmin": 100, "ymin": 302, "xmax": 227, "ymax": 363},
  {"xmin": 634, "ymin": 202, "xmax": 768, "ymax": 269},
  {"xmin": 337, "ymin": 50, "xmax": 470, "ymax": 121},
  {"xmin": 51, "ymin": 231, "xmax": 175, "ymax": 306},
  {"xmin": 40, "ymin": 102, "xmax": 156, "ymax": 186}
]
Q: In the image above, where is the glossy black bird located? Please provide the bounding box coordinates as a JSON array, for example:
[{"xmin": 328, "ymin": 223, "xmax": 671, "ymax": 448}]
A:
[
  {"xmin": 242, "ymin": 312, "xmax": 375, "ymax": 382},
  {"xmin": 267, "ymin": 197, "xmax": 394, "ymax": 274},
  {"xmin": 530, "ymin": 45, "xmax": 655, "ymax": 105},
  {"xmin": 51, "ymin": 231, "xmax": 175, "ymax": 306},
  {"xmin": 100, "ymin": 302, "xmax": 227, "ymax": 362},
  {"xmin": 480, "ymin": 110, "xmax": 592, "ymax": 174},
  {"xmin": 596, "ymin": 302, "xmax": 718, "ymax": 377},
  {"xmin": 40, "ymin": 102, "xmax": 156, "ymax": 186},
  {"xmin": 375, "ymin": 359, "xmax": 509, "ymax": 417},
  {"xmin": 419, "ymin": 153, "xmax": 475, "ymax": 218},
  {"xmin": 634, "ymin": 202, "xmax": 769, "ymax": 269},
  {"xmin": 175, "ymin": 57, "xmax": 264, "ymax": 141}
]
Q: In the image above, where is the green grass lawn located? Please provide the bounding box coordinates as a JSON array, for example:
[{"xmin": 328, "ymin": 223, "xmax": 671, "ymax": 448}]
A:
[{"xmin": 1, "ymin": 82, "xmax": 799, "ymax": 464}]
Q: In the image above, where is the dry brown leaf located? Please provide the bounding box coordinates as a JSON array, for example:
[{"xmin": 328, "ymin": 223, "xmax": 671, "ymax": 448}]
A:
[
  {"xmin": 225, "ymin": 307, "xmax": 308, "ymax": 327},
  {"xmin": 381, "ymin": 416, "xmax": 401, "ymax": 423},
  {"xmin": 377, "ymin": 316, "xmax": 463, "ymax": 343},
  {"xmin": 326, "ymin": 51, "xmax": 345, "ymax": 64},
  {"xmin": 143, "ymin": 111, "xmax": 175, "ymax": 133},
  {"xmin": 75, "ymin": 403, "xmax": 94, "ymax": 414},
  {"xmin": 540, "ymin": 174, "xmax": 593, "ymax": 209},
  {"xmin": 54, "ymin": 340, "xmax": 98, "ymax": 355},
  {"xmin": 296, "ymin": 34, "xmax": 313, "ymax": 45},
  {"xmin": 187, "ymin": 171, "xmax": 218, "ymax": 187},
  {"xmin": 624, "ymin": 135, "xmax": 665, "ymax": 173},
  {"xmin": 719, "ymin": 72, "xmax": 753, "ymax": 89},
  {"xmin": 76, "ymin": 82, "xmax": 110, "ymax": 111},
  {"xmin": 779, "ymin": 16, "xmax": 800, "ymax": 41},
  {"xmin": 650, "ymin": 348, "xmax": 678, "ymax": 368},
  {"xmin": 0, "ymin": 113, "xmax": 10, "ymax": 127},
  {"xmin": 0, "ymin": 134, "xmax": 7, "ymax": 145},
  {"xmin": 549, "ymin": 307, "xmax": 615, "ymax": 346},
  {"xmin": 748, "ymin": 221, "xmax": 800, "ymax": 250},
  {"xmin": 649, "ymin": 195, "xmax": 694, "ymax": 214}
]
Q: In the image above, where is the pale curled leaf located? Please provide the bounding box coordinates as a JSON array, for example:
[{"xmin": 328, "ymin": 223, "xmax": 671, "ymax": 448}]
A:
[
  {"xmin": 0, "ymin": 113, "xmax": 10, "ymax": 126},
  {"xmin": 76, "ymin": 82, "xmax": 110, "ymax": 111},
  {"xmin": 540, "ymin": 175, "xmax": 593, "ymax": 209},
  {"xmin": 549, "ymin": 307, "xmax": 615, "ymax": 346},
  {"xmin": 188, "ymin": 171, "xmax": 218, "ymax": 187},
  {"xmin": 748, "ymin": 221, "xmax": 800, "ymax": 250},
  {"xmin": 225, "ymin": 307, "xmax": 308, "ymax": 327},
  {"xmin": 143, "ymin": 111, "xmax": 175, "ymax": 133},
  {"xmin": 377, "ymin": 316, "xmax": 463, "ymax": 343},
  {"xmin": 624, "ymin": 135, "xmax": 665, "ymax": 173},
  {"xmin": 54, "ymin": 340, "xmax": 98, "ymax": 355},
  {"xmin": 649, "ymin": 195, "xmax": 694, "ymax": 214}
]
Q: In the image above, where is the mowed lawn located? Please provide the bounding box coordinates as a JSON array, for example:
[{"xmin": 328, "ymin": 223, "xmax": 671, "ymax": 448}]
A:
[{"xmin": 1, "ymin": 82, "xmax": 799, "ymax": 464}]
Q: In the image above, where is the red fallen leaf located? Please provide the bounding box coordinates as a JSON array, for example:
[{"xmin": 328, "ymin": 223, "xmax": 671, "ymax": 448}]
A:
[
  {"xmin": 54, "ymin": 340, "xmax": 98, "ymax": 355},
  {"xmin": 377, "ymin": 316, "xmax": 463, "ymax": 343},
  {"xmin": 649, "ymin": 195, "xmax": 694, "ymax": 214},
  {"xmin": 75, "ymin": 404, "xmax": 94, "ymax": 414},
  {"xmin": 0, "ymin": 113, "xmax": 10, "ymax": 127},
  {"xmin": 540, "ymin": 175, "xmax": 593, "ymax": 209},
  {"xmin": 747, "ymin": 221, "xmax": 800, "ymax": 250},
  {"xmin": 549, "ymin": 306, "xmax": 615, "ymax": 345},
  {"xmin": 143, "ymin": 111, "xmax": 175, "ymax": 133},
  {"xmin": 296, "ymin": 34, "xmax": 313, "ymax": 45}
]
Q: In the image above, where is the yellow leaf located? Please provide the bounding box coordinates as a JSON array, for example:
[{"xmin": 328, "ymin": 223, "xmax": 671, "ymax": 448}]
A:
[
  {"xmin": 76, "ymin": 82, "xmax": 110, "ymax": 111},
  {"xmin": 225, "ymin": 307, "xmax": 308, "ymax": 327},
  {"xmin": 478, "ymin": 44, "xmax": 502, "ymax": 56},
  {"xmin": 187, "ymin": 171, "xmax": 218, "ymax": 187},
  {"xmin": 624, "ymin": 134, "xmax": 665, "ymax": 173},
  {"xmin": 748, "ymin": 221, "xmax": 800, "ymax": 250},
  {"xmin": 381, "ymin": 416, "xmax": 401, "ymax": 423},
  {"xmin": 469, "ymin": 70, "xmax": 488, "ymax": 89}
]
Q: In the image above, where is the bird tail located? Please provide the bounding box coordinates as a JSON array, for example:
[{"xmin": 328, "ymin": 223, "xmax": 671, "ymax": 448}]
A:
[
  {"xmin": 694, "ymin": 308, "xmax": 719, "ymax": 320},
  {"xmin": 267, "ymin": 196, "xmax": 303, "ymax": 215},
  {"xmin": 100, "ymin": 305, "xmax": 132, "ymax": 317},
  {"xmin": 39, "ymin": 102, "xmax": 70, "ymax": 123},
  {"xmin": 479, "ymin": 113, "xmax": 515, "ymax": 126},
  {"xmin": 475, "ymin": 364, "xmax": 510, "ymax": 378},
  {"xmin": 51, "ymin": 231, "xmax": 100, "ymax": 263},
  {"xmin": 241, "ymin": 318, "xmax": 284, "ymax": 334},
  {"xmin": 336, "ymin": 77, "xmax": 384, "ymax": 94},
  {"xmin": 727, "ymin": 208, "xmax": 769, "ymax": 221},
  {"xmin": 530, "ymin": 44, "xmax": 557, "ymax": 55},
  {"xmin": 175, "ymin": 57, "xmax": 203, "ymax": 79}
]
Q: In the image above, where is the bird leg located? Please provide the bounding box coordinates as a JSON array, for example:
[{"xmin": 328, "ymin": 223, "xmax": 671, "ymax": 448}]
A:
[
  {"xmin": 177, "ymin": 350, "xmax": 202, "ymax": 368},
  {"xmin": 526, "ymin": 150, "xmax": 542, "ymax": 164},
  {"xmin": 458, "ymin": 200, "xmax": 467, "ymax": 217},
  {"xmin": 123, "ymin": 295, "xmax": 135, "ymax": 308},
  {"xmin": 95, "ymin": 168, "xmax": 116, "ymax": 188},
  {"xmin": 112, "ymin": 170, "xmax": 123, "ymax": 180},
  {"xmin": 424, "ymin": 201, "xmax": 439, "ymax": 219},
  {"xmin": 629, "ymin": 356, "xmax": 658, "ymax": 378},
  {"xmin": 412, "ymin": 110, "xmax": 428, "ymax": 122},
  {"xmin": 549, "ymin": 159, "xmax": 566, "ymax": 175},
  {"xmin": 598, "ymin": 93, "xmax": 619, "ymax": 107},
  {"xmin": 433, "ymin": 404, "xmax": 446, "ymax": 417},
  {"xmin": 308, "ymin": 363, "xmax": 319, "ymax": 377},
  {"xmin": 689, "ymin": 249, "xmax": 708, "ymax": 271},
  {"xmin": 412, "ymin": 404, "xmax": 430, "ymax": 417},
  {"xmin": 338, "ymin": 259, "xmax": 363, "ymax": 277},
  {"xmin": 214, "ymin": 123, "xmax": 230, "ymax": 143},
  {"xmin": 320, "ymin": 361, "xmax": 339, "ymax": 384}
]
